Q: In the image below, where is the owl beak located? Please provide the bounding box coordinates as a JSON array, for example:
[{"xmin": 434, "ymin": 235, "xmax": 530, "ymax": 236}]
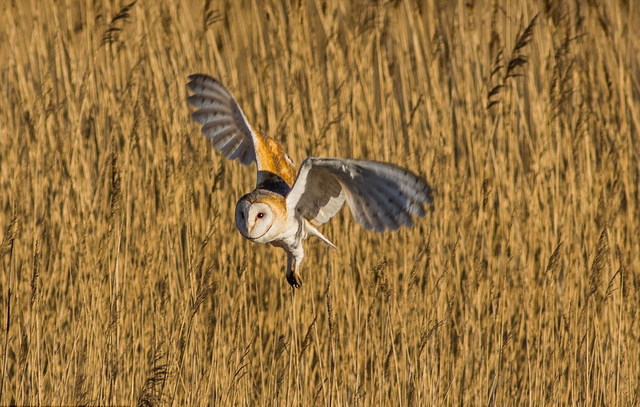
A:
[{"xmin": 246, "ymin": 212, "xmax": 255, "ymax": 235}]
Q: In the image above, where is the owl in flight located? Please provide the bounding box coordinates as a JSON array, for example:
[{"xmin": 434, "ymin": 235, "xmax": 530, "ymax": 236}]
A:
[{"xmin": 187, "ymin": 74, "xmax": 433, "ymax": 288}]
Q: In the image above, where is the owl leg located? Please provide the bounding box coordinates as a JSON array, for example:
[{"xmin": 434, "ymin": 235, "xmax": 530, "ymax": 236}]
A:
[{"xmin": 285, "ymin": 248, "xmax": 304, "ymax": 289}]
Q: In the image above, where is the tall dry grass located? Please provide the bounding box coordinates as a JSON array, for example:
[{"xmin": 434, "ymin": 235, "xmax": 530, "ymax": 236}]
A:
[{"xmin": 1, "ymin": 0, "xmax": 639, "ymax": 405}]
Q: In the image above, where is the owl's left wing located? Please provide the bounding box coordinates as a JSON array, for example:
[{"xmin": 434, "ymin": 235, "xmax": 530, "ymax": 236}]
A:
[{"xmin": 286, "ymin": 158, "xmax": 433, "ymax": 232}]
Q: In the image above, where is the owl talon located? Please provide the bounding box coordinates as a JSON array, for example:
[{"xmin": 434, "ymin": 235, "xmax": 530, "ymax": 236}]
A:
[{"xmin": 286, "ymin": 272, "xmax": 302, "ymax": 288}]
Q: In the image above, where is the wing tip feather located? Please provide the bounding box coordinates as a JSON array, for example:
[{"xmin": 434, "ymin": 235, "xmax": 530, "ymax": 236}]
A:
[{"xmin": 187, "ymin": 73, "xmax": 217, "ymax": 82}]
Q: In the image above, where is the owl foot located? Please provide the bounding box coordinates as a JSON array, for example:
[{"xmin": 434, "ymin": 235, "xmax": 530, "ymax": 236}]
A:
[{"xmin": 286, "ymin": 271, "xmax": 303, "ymax": 289}]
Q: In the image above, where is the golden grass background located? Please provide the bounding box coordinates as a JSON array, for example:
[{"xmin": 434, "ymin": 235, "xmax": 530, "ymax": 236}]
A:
[{"xmin": 1, "ymin": 0, "xmax": 639, "ymax": 405}]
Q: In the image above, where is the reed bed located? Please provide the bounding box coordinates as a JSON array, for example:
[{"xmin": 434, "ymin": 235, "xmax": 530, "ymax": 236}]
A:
[{"xmin": 0, "ymin": 0, "xmax": 639, "ymax": 405}]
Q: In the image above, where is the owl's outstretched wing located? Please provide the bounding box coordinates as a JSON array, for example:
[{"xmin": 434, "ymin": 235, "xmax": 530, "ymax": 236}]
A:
[
  {"xmin": 187, "ymin": 74, "xmax": 296, "ymax": 189},
  {"xmin": 286, "ymin": 158, "xmax": 433, "ymax": 232}
]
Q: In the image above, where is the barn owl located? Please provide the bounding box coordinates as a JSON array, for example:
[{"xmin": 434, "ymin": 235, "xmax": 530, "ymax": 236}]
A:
[{"xmin": 187, "ymin": 74, "xmax": 433, "ymax": 288}]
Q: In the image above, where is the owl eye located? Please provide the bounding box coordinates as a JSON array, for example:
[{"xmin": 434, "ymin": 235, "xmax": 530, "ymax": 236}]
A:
[{"xmin": 257, "ymin": 212, "xmax": 264, "ymax": 219}]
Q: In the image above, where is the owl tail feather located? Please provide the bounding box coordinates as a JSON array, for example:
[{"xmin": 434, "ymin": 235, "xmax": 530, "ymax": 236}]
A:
[{"xmin": 305, "ymin": 222, "xmax": 337, "ymax": 249}]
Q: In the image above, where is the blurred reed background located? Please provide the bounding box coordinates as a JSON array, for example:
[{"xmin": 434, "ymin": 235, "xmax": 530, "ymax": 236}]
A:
[{"xmin": 0, "ymin": 0, "xmax": 638, "ymax": 405}]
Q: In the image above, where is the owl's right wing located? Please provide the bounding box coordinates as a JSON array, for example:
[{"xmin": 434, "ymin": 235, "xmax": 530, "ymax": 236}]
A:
[
  {"xmin": 187, "ymin": 74, "xmax": 257, "ymax": 165},
  {"xmin": 187, "ymin": 74, "xmax": 296, "ymax": 188},
  {"xmin": 286, "ymin": 158, "xmax": 433, "ymax": 232}
]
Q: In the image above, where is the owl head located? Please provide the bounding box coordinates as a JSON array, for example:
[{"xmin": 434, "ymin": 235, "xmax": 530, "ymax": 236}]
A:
[{"xmin": 235, "ymin": 191, "xmax": 286, "ymax": 244}]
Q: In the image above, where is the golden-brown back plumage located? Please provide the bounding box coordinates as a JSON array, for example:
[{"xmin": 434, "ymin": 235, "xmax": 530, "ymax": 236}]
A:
[{"xmin": 253, "ymin": 131, "xmax": 297, "ymax": 192}]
